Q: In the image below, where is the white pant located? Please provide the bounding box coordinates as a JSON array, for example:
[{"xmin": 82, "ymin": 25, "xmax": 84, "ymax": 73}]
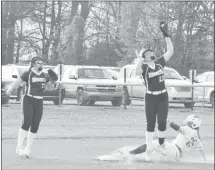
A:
[{"xmin": 131, "ymin": 141, "xmax": 181, "ymax": 162}]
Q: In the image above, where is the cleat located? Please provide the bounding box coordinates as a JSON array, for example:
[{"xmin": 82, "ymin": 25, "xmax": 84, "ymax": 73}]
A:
[
  {"xmin": 22, "ymin": 148, "xmax": 31, "ymax": 158},
  {"xmin": 157, "ymin": 143, "xmax": 166, "ymax": 155}
]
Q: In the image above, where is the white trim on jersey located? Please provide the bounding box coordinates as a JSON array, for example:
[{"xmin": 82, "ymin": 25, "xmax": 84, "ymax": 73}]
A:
[
  {"xmin": 156, "ymin": 64, "xmax": 164, "ymax": 70},
  {"xmin": 27, "ymin": 71, "xmax": 33, "ymax": 95},
  {"xmin": 145, "ymin": 67, "xmax": 149, "ymax": 89}
]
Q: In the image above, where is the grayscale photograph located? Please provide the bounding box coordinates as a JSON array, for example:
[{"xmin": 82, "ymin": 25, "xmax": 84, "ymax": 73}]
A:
[{"xmin": 1, "ymin": 1, "xmax": 214, "ymax": 169}]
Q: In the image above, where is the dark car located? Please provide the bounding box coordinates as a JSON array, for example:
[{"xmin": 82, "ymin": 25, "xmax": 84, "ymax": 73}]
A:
[{"xmin": 2, "ymin": 78, "xmax": 11, "ymax": 104}]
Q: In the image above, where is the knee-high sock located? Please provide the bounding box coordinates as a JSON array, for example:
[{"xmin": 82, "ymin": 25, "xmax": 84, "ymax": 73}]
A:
[
  {"xmin": 146, "ymin": 131, "xmax": 154, "ymax": 150},
  {"xmin": 26, "ymin": 132, "xmax": 36, "ymax": 151},
  {"xmin": 17, "ymin": 128, "xmax": 28, "ymax": 149}
]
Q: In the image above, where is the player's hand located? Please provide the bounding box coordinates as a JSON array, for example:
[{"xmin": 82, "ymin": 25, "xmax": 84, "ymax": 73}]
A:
[
  {"xmin": 160, "ymin": 21, "xmax": 171, "ymax": 37},
  {"xmin": 135, "ymin": 50, "xmax": 144, "ymax": 63}
]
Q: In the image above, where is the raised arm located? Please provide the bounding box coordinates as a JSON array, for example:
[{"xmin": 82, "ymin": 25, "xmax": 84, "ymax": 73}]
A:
[
  {"xmin": 159, "ymin": 22, "xmax": 174, "ymax": 62},
  {"xmin": 134, "ymin": 50, "xmax": 144, "ymax": 76},
  {"xmin": 163, "ymin": 37, "xmax": 174, "ymax": 62}
]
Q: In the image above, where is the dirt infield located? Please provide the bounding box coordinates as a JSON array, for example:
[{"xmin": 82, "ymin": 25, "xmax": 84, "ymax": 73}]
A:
[{"xmin": 2, "ymin": 101, "xmax": 214, "ymax": 169}]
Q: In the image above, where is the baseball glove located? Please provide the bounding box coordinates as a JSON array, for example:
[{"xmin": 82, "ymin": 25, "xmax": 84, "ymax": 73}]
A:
[
  {"xmin": 48, "ymin": 69, "xmax": 58, "ymax": 82},
  {"xmin": 159, "ymin": 21, "xmax": 171, "ymax": 37}
]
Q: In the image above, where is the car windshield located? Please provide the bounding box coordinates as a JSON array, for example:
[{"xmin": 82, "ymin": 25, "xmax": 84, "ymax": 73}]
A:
[
  {"xmin": 78, "ymin": 68, "xmax": 112, "ymax": 79},
  {"xmin": 207, "ymin": 73, "xmax": 214, "ymax": 82},
  {"xmin": 111, "ymin": 68, "xmax": 120, "ymax": 72},
  {"xmin": 2, "ymin": 66, "xmax": 12, "ymax": 79},
  {"xmin": 164, "ymin": 69, "xmax": 182, "ymax": 80}
]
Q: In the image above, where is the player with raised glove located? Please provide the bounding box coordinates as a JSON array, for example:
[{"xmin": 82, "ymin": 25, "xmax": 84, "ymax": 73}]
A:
[{"xmin": 134, "ymin": 21, "xmax": 174, "ymax": 161}]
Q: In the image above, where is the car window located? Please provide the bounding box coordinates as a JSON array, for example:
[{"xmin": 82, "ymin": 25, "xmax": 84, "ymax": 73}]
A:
[
  {"xmin": 2, "ymin": 66, "xmax": 13, "ymax": 79},
  {"xmin": 196, "ymin": 74, "xmax": 207, "ymax": 82},
  {"xmin": 78, "ymin": 68, "xmax": 112, "ymax": 79},
  {"xmin": 164, "ymin": 69, "xmax": 182, "ymax": 80},
  {"xmin": 206, "ymin": 73, "xmax": 214, "ymax": 82},
  {"xmin": 69, "ymin": 67, "xmax": 77, "ymax": 77},
  {"xmin": 111, "ymin": 68, "xmax": 120, "ymax": 72}
]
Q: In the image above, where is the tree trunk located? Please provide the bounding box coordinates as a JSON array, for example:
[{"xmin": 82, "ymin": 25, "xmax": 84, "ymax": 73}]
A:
[
  {"xmin": 52, "ymin": 1, "xmax": 62, "ymax": 63},
  {"xmin": 106, "ymin": 8, "xmax": 110, "ymax": 66},
  {"xmin": 67, "ymin": 1, "xmax": 79, "ymax": 25},
  {"xmin": 6, "ymin": 2, "xmax": 18, "ymax": 64},
  {"xmin": 16, "ymin": 18, "xmax": 23, "ymax": 63},
  {"xmin": 2, "ymin": 2, "xmax": 10, "ymax": 64},
  {"xmin": 42, "ymin": 1, "xmax": 47, "ymax": 61},
  {"xmin": 80, "ymin": 1, "xmax": 90, "ymax": 21},
  {"xmin": 46, "ymin": 1, "xmax": 56, "ymax": 63}
]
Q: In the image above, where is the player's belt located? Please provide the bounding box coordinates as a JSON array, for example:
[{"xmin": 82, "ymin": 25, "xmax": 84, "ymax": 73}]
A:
[
  {"xmin": 146, "ymin": 89, "xmax": 167, "ymax": 95},
  {"xmin": 27, "ymin": 94, "xmax": 43, "ymax": 99}
]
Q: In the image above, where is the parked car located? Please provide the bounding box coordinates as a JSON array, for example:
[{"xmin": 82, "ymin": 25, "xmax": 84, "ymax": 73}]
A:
[
  {"xmin": 2, "ymin": 78, "xmax": 11, "ymax": 104},
  {"xmin": 102, "ymin": 66, "xmax": 121, "ymax": 80},
  {"xmin": 119, "ymin": 65, "xmax": 194, "ymax": 108},
  {"xmin": 194, "ymin": 71, "xmax": 214, "ymax": 108},
  {"xmin": 2, "ymin": 64, "xmax": 65, "ymax": 105},
  {"xmin": 56, "ymin": 65, "xmax": 124, "ymax": 106},
  {"xmin": 2, "ymin": 64, "xmax": 28, "ymax": 101}
]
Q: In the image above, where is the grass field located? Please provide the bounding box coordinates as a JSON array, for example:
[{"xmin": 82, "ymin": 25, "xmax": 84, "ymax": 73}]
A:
[{"xmin": 2, "ymin": 100, "xmax": 214, "ymax": 169}]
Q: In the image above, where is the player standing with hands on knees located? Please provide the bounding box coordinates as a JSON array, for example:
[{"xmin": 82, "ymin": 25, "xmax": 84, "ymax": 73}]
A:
[
  {"xmin": 134, "ymin": 22, "xmax": 174, "ymax": 161},
  {"xmin": 6, "ymin": 57, "xmax": 58, "ymax": 158}
]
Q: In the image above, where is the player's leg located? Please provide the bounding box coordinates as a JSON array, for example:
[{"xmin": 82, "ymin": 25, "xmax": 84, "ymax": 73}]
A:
[
  {"xmin": 144, "ymin": 94, "xmax": 157, "ymax": 161},
  {"xmin": 130, "ymin": 144, "xmax": 147, "ymax": 155},
  {"xmin": 16, "ymin": 95, "xmax": 33, "ymax": 155},
  {"xmin": 164, "ymin": 142, "xmax": 181, "ymax": 162},
  {"xmin": 156, "ymin": 93, "xmax": 169, "ymax": 152},
  {"xmin": 24, "ymin": 98, "xmax": 43, "ymax": 156}
]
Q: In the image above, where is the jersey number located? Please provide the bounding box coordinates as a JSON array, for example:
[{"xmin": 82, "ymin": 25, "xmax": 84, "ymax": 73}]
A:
[
  {"xmin": 159, "ymin": 75, "xmax": 164, "ymax": 82},
  {"xmin": 186, "ymin": 137, "xmax": 197, "ymax": 148}
]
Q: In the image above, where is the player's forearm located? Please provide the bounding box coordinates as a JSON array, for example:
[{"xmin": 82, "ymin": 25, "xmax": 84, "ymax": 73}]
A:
[
  {"xmin": 167, "ymin": 120, "xmax": 180, "ymax": 131},
  {"xmin": 163, "ymin": 37, "xmax": 174, "ymax": 61},
  {"xmin": 135, "ymin": 58, "xmax": 143, "ymax": 76},
  {"xmin": 8, "ymin": 78, "xmax": 23, "ymax": 92}
]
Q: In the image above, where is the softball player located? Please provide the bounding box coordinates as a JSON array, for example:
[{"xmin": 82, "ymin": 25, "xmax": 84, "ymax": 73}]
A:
[
  {"xmin": 118, "ymin": 115, "xmax": 206, "ymax": 162},
  {"xmin": 134, "ymin": 22, "xmax": 174, "ymax": 161},
  {"xmin": 6, "ymin": 57, "xmax": 58, "ymax": 158}
]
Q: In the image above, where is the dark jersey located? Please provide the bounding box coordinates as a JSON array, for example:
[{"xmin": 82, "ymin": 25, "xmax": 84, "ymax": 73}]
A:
[
  {"xmin": 142, "ymin": 56, "xmax": 166, "ymax": 91},
  {"xmin": 20, "ymin": 70, "xmax": 49, "ymax": 97}
]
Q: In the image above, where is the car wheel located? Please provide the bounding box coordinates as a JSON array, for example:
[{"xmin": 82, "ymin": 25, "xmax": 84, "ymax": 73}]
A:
[
  {"xmin": 210, "ymin": 92, "xmax": 214, "ymax": 108},
  {"xmin": 184, "ymin": 102, "xmax": 195, "ymax": 108},
  {"xmin": 2, "ymin": 96, "xmax": 9, "ymax": 105},
  {"xmin": 53, "ymin": 89, "xmax": 65, "ymax": 105},
  {"xmin": 87, "ymin": 100, "xmax": 95, "ymax": 106},
  {"xmin": 76, "ymin": 89, "xmax": 87, "ymax": 106},
  {"xmin": 111, "ymin": 98, "xmax": 122, "ymax": 107}
]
